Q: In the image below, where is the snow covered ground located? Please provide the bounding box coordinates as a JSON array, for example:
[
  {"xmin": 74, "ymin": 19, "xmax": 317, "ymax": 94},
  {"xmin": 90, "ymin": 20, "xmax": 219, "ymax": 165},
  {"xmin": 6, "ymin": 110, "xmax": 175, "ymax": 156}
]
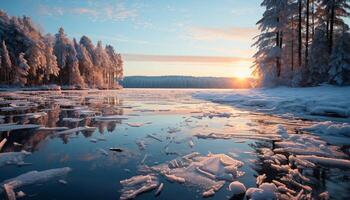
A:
[
  {"xmin": 194, "ymin": 85, "xmax": 350, "ymax": 143},
  {"xmin": 194, "ymin": 85, "xmax": 350, "ymax": 120}
]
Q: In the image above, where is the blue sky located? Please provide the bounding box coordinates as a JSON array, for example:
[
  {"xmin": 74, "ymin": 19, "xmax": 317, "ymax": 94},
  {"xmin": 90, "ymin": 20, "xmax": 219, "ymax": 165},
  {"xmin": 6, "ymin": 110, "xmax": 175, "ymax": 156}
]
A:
[{"xmin": 0, "ymin": 0, "xmax": 266, "ymax": 77}]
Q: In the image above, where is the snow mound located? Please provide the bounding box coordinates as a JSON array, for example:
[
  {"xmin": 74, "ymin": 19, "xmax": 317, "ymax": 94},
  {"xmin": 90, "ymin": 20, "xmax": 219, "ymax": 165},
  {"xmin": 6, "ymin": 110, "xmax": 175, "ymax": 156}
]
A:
[{"xmin": 228, "ymin": 181, "xmax": 246, "ymax": 195}]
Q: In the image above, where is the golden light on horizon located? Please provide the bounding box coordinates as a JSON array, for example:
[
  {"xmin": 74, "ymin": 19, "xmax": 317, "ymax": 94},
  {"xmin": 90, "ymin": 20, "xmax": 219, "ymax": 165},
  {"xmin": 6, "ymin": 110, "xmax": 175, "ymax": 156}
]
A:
[{"xmin": 232, "ymin": 60, "xmax": 253, "ymax": 78}]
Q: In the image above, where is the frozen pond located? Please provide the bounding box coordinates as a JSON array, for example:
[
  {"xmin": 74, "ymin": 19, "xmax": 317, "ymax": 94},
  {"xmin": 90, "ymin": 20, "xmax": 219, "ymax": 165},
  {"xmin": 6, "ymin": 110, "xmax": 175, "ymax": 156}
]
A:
[{"xmin": 0, "ymin": 89, "xmax": 349, "ymax": 200}]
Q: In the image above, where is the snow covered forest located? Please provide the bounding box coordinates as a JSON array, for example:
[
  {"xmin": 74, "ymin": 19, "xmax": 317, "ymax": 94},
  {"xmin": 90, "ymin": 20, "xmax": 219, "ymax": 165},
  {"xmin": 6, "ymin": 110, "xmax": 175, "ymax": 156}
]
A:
[
  {"xmin": 253, "ymin": 0, "xmax": 350, "ymax": 86},
  {"xmin": 0, "ymin": 11, "xmax": 123, "ymax": 89}
]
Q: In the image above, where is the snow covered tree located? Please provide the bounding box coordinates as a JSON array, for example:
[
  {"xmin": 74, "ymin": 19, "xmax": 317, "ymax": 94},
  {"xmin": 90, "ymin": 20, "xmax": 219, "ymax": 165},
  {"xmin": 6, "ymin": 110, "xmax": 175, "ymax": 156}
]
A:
[
  {"xmin": 308, "ymin": 24, "xmax": 331, "ymax": 85},
  {"xmin": 328, "ymin": 29, "xmax": 350, "ymax": 85},
  {"xmin": 13, "ymin": 52, "xmax": 30, "ymax": 86},
  {"xmin": 43, "ymin": 35, "xmax": 59, "ymax": 83},
  {"xmin": 1, "ymin": 40, "xmax": 12, "ymax": 84},
  {"xmin": 0, "ymin": 11, "xmax": 124, "ymax": 88},
  {"xmin": 253, "ymin": 0, "xmax": 291, "ymax": 86},
  {"xmin": 66, "ymin": 43, "xmax": 85, "ymax": 87},
  {"xmin": 318, "ymin": 0, "xmax": 350, "ymax": 53}
]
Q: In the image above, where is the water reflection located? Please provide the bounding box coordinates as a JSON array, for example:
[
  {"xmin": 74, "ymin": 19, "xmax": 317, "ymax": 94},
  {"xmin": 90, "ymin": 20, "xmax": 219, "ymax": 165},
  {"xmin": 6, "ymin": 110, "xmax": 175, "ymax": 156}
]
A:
[{"xmin": 0, "ymin": 91, "xmax": 124, "ymax": 152}]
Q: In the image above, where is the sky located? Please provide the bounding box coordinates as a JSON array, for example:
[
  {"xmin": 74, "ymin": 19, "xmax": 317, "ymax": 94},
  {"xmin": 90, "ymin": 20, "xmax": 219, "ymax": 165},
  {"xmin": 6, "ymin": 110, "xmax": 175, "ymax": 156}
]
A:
[{"xmin": 0, "ymin": 0, "xmax": 264, "ymax": 78}]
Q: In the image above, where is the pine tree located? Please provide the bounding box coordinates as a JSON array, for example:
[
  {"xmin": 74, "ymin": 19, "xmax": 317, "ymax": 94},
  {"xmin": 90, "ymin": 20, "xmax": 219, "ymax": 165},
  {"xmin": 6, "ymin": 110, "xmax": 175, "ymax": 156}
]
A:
[
  {"xmin": 1, "ymin": 41, "xmax": 12, "ymax": 84},
  {"xmin": 43, "ymin": 35, "xmax": 60, "ymax": 83},
  {"xmin": 253, "ymin": 0, "xmax": 290, "ymax": 85},
  {"xmin": 66, "ymin": 43, "xmax": 85, "ymax": 87},
  {"xmin": 308, "ymin": 24, "xmax": 330, "ymax": 85},
  {"xmin": 14, "ymin": 52, "xmax": 30, "ymax": 86},
  {"xmin": 328, "ymin": 29, "xmax": 350, "ymax": 85}
]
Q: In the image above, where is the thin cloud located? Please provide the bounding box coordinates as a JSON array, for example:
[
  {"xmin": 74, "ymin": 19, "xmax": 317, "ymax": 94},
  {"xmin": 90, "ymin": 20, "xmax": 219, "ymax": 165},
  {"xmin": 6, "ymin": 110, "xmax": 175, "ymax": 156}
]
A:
[
  {"xmin": 37, "ymin": 3, "xmax": 137, "ymax": 21},
  {"xmin": 123, "ymin": 54, "xmax": 252, "ymax": 64},
  {"xmin": 188, "ymin": 26, "xmax": 258, "ymax": 42}
]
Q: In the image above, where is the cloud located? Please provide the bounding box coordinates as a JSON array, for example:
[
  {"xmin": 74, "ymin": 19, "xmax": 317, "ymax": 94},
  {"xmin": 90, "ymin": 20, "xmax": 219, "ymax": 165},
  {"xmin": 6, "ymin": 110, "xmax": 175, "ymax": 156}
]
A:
[
  {"xmin": 37, "ymin": 3, "xmax": 137, "ymax": 21},
  {"xmin": 187, "ymin": 26, "xmax": 258, "ymax": 42},
  {"xmin": 122, "ymin": 54, "xmax": 252, "ymax": 64},
  {"xmin": 38, "ymin": 5, "xmax": 64, "ymax": 16}
]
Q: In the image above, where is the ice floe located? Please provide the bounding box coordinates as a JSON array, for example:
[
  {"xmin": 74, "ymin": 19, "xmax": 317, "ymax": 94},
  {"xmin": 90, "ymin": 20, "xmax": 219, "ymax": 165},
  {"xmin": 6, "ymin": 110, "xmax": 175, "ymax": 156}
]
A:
[
  {"xmin": 1, "ymin": 167, "xmax": 72, "ymax": 194},
  {"xmin": 119, "ymin": 175, "xmax": 159, "ymax": 200},
  {"xmin": 0, "ymin": 124, "xmax": 41, "ymax": 132},
  {"xmin": 149, "ymin": 152, "xmax": 244, "ymax": 197},
  {"xmin": 0, "ymin": 151, "xmax": 31, "ymax": 167}
]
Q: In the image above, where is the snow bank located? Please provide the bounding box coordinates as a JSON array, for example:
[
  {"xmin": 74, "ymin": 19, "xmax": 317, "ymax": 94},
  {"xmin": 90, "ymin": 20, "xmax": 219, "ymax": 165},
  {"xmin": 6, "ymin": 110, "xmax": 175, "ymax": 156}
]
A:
[
  {"xmin": 193, "ymin": 85, "xmax": 350, "ymax": 119},
  {"xmin": 303, "ymin": 121, "xmax": 350, "ymax": 137}
]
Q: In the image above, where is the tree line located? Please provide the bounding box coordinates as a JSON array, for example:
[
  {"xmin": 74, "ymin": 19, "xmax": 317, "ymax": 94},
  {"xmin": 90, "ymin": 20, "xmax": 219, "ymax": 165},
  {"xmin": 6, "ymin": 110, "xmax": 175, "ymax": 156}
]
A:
[
  {"xmin": 253, "ymin": 0, "xmax": 350, "ymax": 86},
  {"xmin": 0, "ymin": 11, "xmax": 123, "ymax": 88}
]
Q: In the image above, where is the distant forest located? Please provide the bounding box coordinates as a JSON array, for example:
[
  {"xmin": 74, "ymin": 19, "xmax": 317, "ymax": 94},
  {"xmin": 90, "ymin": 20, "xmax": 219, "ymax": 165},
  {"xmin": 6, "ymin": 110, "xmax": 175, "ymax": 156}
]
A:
[
  {"xmin": 121, "ymin": 76, "xmax": 252, "ymax": 89},
  {"xmin": 0, "ymin": 11, "xmax": 123, "ymax": 89},
  {"xmin": 253, "ymin": 0, "xmax": 350, "ymax": 86}
]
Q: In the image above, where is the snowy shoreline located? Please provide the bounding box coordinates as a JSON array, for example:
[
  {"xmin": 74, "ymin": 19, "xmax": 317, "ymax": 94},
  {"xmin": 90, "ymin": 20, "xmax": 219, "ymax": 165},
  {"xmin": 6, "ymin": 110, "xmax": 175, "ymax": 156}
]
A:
[
  {"xmin": 193, "ymin": 85, "xmax": 350, "ymax": 120},
  {"xmin": 193, "ymin": 85, "xmax": 350, "ymax": 144}
]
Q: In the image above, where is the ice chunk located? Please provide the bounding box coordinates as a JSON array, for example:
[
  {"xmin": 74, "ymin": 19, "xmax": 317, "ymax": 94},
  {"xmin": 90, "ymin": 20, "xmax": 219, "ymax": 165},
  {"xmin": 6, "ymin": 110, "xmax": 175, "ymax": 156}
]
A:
[
  {"xmin": 246, "ymin": 183, "xmax": 277, "ymax": 200},
  {"xmin": 55, "ymin": 126, "xmax": 96, "ymax": 135},
  {"xmin": 119, "ymin": 175, "xmax": 158, "ymax": 200},
  {"xmin": 164, "ymin": 174, "xmax": 185, "ymax": 183},
  {"xmin": 3, "ymin": 184, "xmax": 16, "ymax": 200},
  {"xmin": 16, "ymin": 190, "xmax": 26, "ymax": 198},
  {"xmin": 256, "ymin": 174, "xmax": 266, "ymax": 186},
  {"xmin": 58, "ymin": 179, "xmax": 68, "ymax": 185},
  {"xmin": 39, "ymin": 127, "xmax": 69, "ymax": 131},
  {"xmin": 0, "ymin": 124, "xmax": 41, "ymax": 132},
  {"xmin": 0, "ymin": 151, "xmax": 31, "ymax": 167},
  {"xmin": 296, "ymin": 155, "xmax": 350, "ymax": 169},
  {"xmin": 0, "ymin": 138, "xmax": 7, "ymax": 151},
  {"xmin": 94, "ymin": 115, "xmax": 128, "ymax": 121},
  {"xmin": 62, "ymin": 118, "xmax": 83, "ymax": 123},
  {"xmin": 151, "ymin": 153, "xmax": 244, "ymax": 195},
  {"xmin": 126, "ymin": 123, "xmax": 144, "ymax": 127},
  {"xmin": 202, "ymin": 188, "xmax": 215, "ymax": 197},
  {"xmin": 1, "ymin": 167, "xmax": 72, "ymax": 192},
  {"xmin": 228, "ymin": 181, "xmax": 246, "ymax": 195},
  {"xmin": 319, "ymin": 191, "xmax": 329, "ymax": 200},
  {"xmin": 154, "ymin": 182, "xmax": 163, "ymax": 196}
]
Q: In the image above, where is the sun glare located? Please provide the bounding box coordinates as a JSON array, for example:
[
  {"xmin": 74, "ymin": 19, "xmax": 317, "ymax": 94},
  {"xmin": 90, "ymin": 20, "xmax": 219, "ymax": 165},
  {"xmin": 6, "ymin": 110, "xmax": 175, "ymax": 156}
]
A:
[{"xmin": 233, "ymin": 61, "xmax": 252, "ymax": 79}]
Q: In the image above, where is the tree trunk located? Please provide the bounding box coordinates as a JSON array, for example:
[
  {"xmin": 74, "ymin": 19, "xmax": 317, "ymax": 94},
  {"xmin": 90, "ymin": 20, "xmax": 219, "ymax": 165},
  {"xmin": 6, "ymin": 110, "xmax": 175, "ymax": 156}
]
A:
[
  {"xmin": 311, "ymin": 0, "xmax": 315, "ymax": 38},
  {"xmin": 298, "ymin": 0, "xmax": 302, "ymax": 68},
  {"xmin": 291, "ymin": 16, "xmax": 294, "ymax": 72},
  {"xmin": 329, "ymin": 2, "xmax": 335, "ymax": 54},
  {"xmin": 305, "ymin": 0, "xmax": 310, "ymax": 69},
  {"xmin": 276, "ymin": 17, "xmax": 281, "ymax": 78}
]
